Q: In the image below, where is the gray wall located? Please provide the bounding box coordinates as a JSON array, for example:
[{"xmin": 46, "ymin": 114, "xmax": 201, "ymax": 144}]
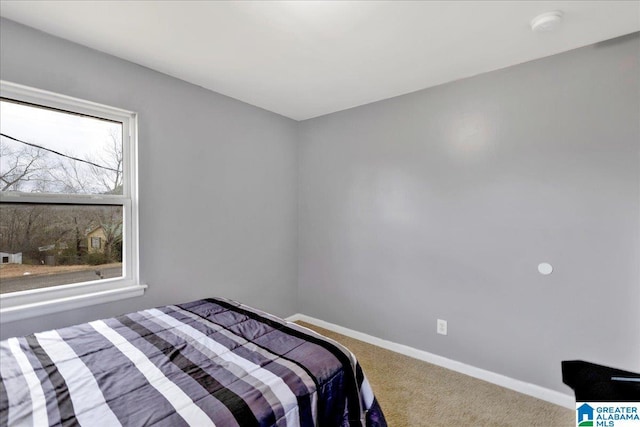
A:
[
  {"xmin": 2, "ymin": 17, "xmax": 638, "ymax": 396},
  {"xmin": 0, "ymin": 18, "xmax": 299, "ymax": 338},
  {"xmin": 298, "ymin": 33, "xmax": 640, "ymax": 393}
]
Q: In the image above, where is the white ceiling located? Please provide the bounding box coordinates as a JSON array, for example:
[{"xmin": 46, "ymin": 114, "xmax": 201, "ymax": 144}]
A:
[{"xmin": 1, "ymin": 1, "xmax": 639, "ymax": 120}]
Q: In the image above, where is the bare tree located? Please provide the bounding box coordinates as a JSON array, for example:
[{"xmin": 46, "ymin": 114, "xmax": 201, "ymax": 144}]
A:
[
  {"xmin": 0, "ymin": 139, "xmax": 50, "ymax": 192},
  {"xmin": 47, "ymin": 129, "xmax": 123, "ymax": 195},
  {"xmin": 90, "ymin": 129, "xmax": 123, "ymax": 194},
  {"xmin": 96, "ymin": 211, "xmax": 123, "ymax": 261},
  {"xmin": 0, "ymin": 205, "xmax": 23, "ymax": 252}
]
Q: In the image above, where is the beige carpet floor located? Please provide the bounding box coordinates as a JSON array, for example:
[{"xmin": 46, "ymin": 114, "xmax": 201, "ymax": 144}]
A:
[{"xmin": 297, "ymin": 321, "xmax": 575, "ymax": 426}]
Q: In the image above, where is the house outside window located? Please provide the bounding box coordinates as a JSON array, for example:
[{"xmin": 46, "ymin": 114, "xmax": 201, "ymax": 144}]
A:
[{"xmin": 0, "ymin": 81, "xmax": 145, "ymax": 321}]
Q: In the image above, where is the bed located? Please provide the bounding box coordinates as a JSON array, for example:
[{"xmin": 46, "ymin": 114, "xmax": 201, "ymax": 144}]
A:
[
  {"xmin": 0, "ymin": 297, "xmax": 386, "ymax": 426},
  {"xmin": 562, "ymin": 360, "xmax": 640, "ymax": 401}
]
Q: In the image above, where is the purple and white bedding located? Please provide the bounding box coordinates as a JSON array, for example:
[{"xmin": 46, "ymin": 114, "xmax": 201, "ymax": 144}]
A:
[{"xmin": 0, "ymin": 297, "xmax": 386, "ymax": 426}]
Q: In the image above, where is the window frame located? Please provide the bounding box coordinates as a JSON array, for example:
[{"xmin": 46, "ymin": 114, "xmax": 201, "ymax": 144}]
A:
[{"xmin": 0, "ymin": 81, "xmax": 145, "ymax": 322}]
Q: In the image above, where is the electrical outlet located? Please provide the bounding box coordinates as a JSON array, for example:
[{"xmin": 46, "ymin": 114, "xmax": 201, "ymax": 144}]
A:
[{"xmin": 437, "ymin": 319, "xmax": 447, "ymax": 335}]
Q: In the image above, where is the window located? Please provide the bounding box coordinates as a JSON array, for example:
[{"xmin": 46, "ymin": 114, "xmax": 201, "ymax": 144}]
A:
[
  {"xmin": 91, "ymin": 237, "xmax": 102, "ymax": 249},
  {"xmin": 0, "ymin": 81, "xmax": 145, "ymax": 322}
]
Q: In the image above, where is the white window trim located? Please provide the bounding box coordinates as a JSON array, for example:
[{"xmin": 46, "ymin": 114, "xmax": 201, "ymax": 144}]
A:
[{"xmin": 0, "ymin": 81, "xmax": 146, "ymax": 323}]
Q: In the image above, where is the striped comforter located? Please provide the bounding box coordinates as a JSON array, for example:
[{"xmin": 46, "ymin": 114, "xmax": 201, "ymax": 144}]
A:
[{"xmin": 0, "ymin": 298, "xmax": 386, "ymax": 427}]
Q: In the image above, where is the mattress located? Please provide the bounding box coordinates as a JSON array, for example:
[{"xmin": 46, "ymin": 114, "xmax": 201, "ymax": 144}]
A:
[{"xmin": 0, "ymin": 297, "xmax": 386, "ymax": 426}]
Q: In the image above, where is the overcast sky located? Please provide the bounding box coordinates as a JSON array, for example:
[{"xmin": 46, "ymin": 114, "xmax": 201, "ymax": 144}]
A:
[
  {"xmin": 1, "ymin": 99, "xmax": 123, "ymax": 194},
  {"xmin": 0, "ymin": 99, "xmax": 121, "ymax": 161}
]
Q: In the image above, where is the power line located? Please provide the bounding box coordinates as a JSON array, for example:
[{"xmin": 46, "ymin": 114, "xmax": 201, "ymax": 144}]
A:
[{"xmin": 0, "ymin": 133, "xmax": 119, "ymax": 172}]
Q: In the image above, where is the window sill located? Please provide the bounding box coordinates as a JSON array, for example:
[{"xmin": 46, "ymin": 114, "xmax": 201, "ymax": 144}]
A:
[{"xmin": 0, "ymin": 284, "xmax": 147, "ymax": 323}]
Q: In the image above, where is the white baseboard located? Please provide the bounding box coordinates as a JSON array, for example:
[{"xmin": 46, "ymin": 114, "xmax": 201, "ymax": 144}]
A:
[{"xmin": 285, "ymin": 313, "xmax": 575, "ymax": 410}]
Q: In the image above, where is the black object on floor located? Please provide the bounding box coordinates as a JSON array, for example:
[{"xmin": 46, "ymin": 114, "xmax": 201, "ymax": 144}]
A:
[{"xmin": 562, "ymin": 360, "xmax": 640, "ymax": 401}]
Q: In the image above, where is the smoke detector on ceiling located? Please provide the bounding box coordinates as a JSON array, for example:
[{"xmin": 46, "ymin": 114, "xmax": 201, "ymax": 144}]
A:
[{"xmin": 530, "ymin": 11, "xmax": 563, "ymax": 32}]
